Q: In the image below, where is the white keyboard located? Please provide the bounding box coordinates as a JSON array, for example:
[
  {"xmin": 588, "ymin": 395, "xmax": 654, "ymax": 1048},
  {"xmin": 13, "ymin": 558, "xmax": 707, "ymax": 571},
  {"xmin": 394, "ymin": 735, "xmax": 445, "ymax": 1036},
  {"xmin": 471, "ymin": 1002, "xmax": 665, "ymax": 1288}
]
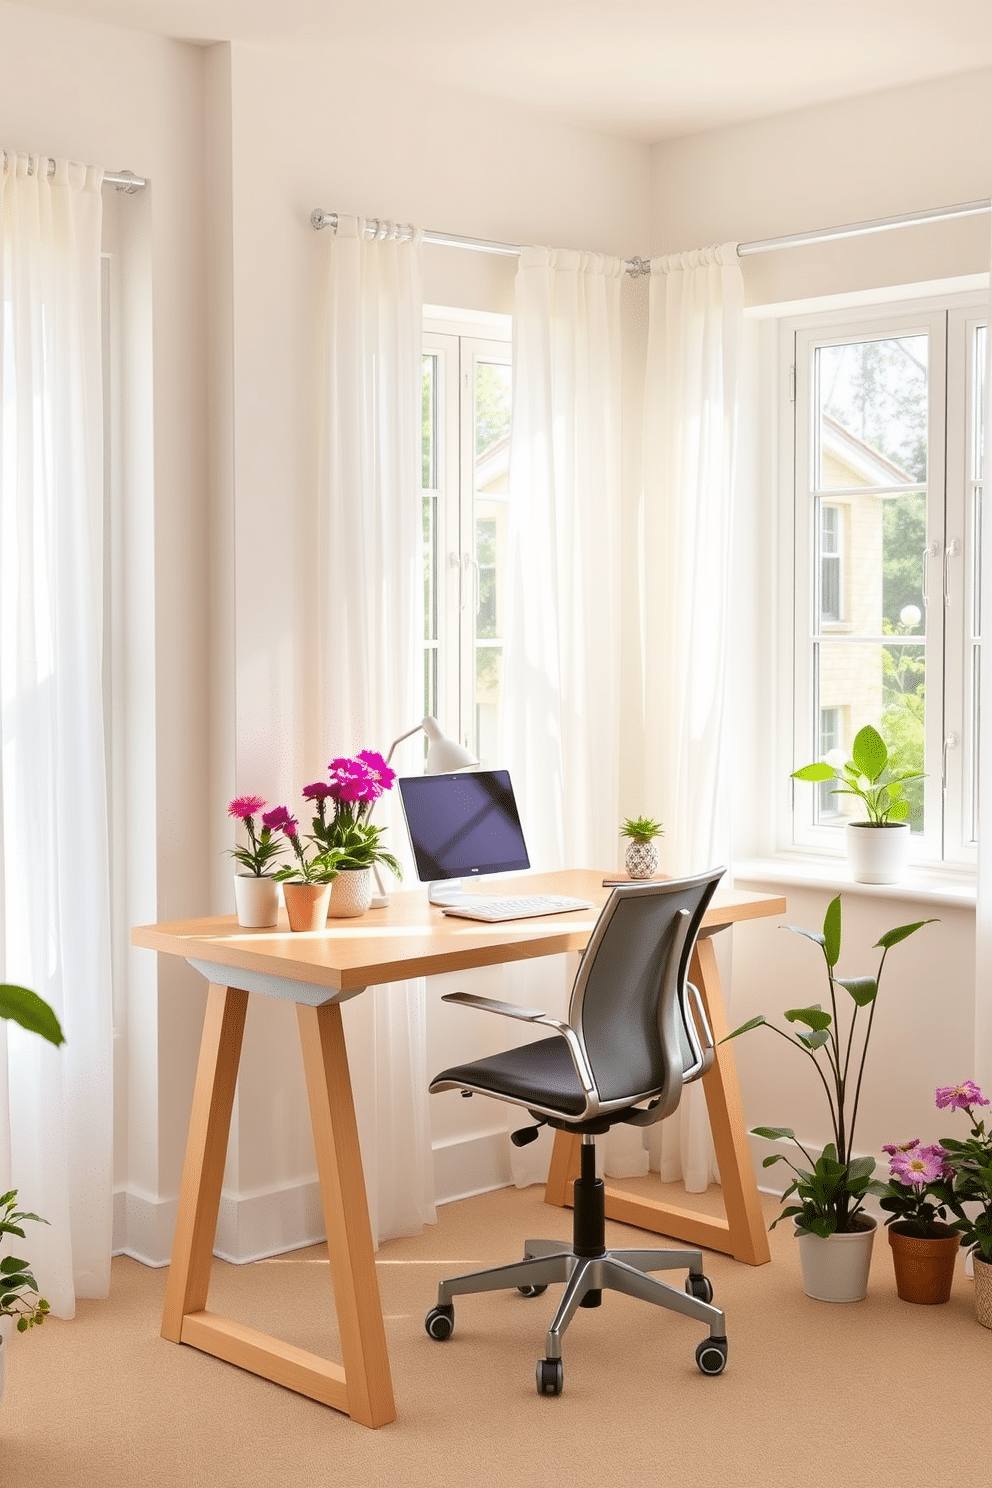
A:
[{"xmin": 441, "ymin": 894, "xmax": 594, "ymax": 923}]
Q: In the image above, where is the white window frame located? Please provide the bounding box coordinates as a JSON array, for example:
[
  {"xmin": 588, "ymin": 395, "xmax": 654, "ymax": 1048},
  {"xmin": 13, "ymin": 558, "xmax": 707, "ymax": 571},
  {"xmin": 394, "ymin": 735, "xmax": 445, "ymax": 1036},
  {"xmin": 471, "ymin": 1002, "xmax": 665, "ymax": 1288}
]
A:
[
  {"xmin": 781, "ymin": 291, "xmax": 986, "ymax": 872},
  {"xmin": 422, "ymin": 311, "xmax": 512, "ymax": 764}
]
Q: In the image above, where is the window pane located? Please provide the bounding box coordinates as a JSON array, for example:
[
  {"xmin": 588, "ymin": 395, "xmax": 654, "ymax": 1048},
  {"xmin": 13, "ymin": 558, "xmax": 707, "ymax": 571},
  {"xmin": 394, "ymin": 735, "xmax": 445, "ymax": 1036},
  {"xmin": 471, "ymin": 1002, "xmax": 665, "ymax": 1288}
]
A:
[
  {"xmin": 422, "ymin": 353, "xmax": 436, "ymax": 488},
  {"xmin": 816, "ymin": 336, "xmax": 928, "ymax": 491},
  {"xmin": 815, "ymin": 638, "xmax": 925, "ymax": 831},
  {"xmin": 473, "ymin": 357, "xmax": 511, "ymax": 758}
]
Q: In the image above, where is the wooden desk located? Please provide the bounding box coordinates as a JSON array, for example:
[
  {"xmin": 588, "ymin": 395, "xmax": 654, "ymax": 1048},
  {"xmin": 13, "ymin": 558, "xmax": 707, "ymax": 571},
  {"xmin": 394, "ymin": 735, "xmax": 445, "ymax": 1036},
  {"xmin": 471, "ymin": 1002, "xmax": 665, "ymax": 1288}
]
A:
[{"xmin": 132, "ymin": 869, "xmax": 783, "ymax": 1428}]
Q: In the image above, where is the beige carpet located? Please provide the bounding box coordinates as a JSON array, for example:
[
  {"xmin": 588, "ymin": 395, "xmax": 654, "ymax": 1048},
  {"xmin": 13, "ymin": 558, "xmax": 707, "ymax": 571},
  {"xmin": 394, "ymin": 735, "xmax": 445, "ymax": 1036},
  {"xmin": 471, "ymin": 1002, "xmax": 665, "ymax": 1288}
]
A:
[{"xmin": 2, "ymin": 1181, "xmax": 987, "ymax": 1488}]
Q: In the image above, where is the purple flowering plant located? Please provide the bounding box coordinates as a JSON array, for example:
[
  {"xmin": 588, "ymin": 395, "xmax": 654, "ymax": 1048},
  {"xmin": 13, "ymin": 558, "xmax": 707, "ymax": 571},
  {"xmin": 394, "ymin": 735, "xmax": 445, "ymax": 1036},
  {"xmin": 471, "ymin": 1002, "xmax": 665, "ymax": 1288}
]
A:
[
  {"xmin": 307, "ymin": 751, "xmax": 402, "ymax": 877},
  {"xmin": 227, "ymin": 795, "xmax": 289, "ymax": 878},
  {"xmin": 936, "ymin": 1081, "xmax": 992, "ymax": 1263},
  {"xmin": 877, "ymin": 1138, "xmax": 957, "ymax": 1238}
]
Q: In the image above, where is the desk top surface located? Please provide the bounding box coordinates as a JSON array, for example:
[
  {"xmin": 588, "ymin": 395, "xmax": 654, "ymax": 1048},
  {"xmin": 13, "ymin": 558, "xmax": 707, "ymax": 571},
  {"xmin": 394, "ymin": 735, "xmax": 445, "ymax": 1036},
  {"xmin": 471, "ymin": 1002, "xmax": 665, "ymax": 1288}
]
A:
[{"xmin": 132, "ymin": 869, "xmax": 785, "ymax": 996}]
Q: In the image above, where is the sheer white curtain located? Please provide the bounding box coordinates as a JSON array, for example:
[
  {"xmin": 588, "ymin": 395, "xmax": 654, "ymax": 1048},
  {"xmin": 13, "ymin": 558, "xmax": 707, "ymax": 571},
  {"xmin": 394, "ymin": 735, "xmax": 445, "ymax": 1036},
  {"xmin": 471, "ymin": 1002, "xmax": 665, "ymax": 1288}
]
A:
[
  {"xmin": 640, "ymin": 243, "xmax": 744, "ymax": 1191},
  {"xmin": 502, "ymin": 247, "xmax": 623, "ymax": 869},
  {"xmin": 500, "ymin": 247, "xmax": 623, "ymax": 1184},
  {"xmin": 317, "ymin": 214, "xmax": 436, "ymax": 1243},
  {"xmin": 974, "ymin": 250, "xmax": 992, "ymax": 1099},
  {"xmin": 0, "ymin": 152, "xmax": 112, "ymax": 1314}
]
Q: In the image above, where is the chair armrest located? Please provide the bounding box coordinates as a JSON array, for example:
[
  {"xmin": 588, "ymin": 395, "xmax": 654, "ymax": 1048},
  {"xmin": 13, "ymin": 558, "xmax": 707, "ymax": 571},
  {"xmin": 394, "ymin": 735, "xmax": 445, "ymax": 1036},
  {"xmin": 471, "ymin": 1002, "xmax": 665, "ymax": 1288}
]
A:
[{"xmin": 441, "ymin": 990, "xmax": 569, "ymax": 1035}]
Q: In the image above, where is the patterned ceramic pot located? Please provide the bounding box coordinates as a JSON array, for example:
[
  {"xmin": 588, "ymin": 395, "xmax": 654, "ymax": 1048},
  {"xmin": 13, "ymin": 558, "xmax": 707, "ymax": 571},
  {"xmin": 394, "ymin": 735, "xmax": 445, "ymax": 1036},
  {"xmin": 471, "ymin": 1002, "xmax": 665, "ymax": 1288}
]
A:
[
  {"xmin": 327, "ymin": 868, "xmax": 374, "ymax": 918},
  {"xmin": 624, "ymin": 840, "xmax": 659, "ymax": 879}
]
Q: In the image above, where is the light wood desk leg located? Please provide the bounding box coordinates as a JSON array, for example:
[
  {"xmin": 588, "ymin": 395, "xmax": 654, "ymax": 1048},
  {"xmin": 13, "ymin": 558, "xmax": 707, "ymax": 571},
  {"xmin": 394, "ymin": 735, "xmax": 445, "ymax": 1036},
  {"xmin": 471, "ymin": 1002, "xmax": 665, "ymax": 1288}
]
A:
[
  {"xmin": 297, "ymin": 1001, "xmax": 396, "ymax": 1430},
  {"xmin": 692, "ymin": 935, "xmax": 771, "ymax": 1266},
  {"xmin": 162, "ymin": 984, "xmax": 248, "ymax": 1340}
]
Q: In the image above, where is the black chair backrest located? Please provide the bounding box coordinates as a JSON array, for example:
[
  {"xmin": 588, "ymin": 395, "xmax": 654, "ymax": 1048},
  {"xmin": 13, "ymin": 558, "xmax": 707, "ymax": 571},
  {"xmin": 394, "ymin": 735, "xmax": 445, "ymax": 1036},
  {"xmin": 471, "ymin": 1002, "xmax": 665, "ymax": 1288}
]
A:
[{"xmin": 568, "ymin": 869, "xmax": 724, "ymax": 1110}]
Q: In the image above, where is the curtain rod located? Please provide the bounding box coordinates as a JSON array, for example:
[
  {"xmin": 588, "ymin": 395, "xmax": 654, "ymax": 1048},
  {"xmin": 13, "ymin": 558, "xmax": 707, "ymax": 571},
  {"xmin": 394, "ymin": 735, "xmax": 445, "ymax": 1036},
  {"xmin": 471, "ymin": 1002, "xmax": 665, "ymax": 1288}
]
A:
[
  {"xmin": 312, "ymin": 198, "xmax": 991, "ymax": 269},
  {"xmin": 2, "ymin": 155, "xmax": 147, "ymax": 192}
]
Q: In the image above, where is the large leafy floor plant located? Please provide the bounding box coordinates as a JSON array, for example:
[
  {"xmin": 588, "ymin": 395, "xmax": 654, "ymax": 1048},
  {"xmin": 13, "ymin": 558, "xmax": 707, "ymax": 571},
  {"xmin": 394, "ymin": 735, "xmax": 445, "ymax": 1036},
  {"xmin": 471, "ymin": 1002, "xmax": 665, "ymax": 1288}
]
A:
[{"xmin": 725, "ymin": 897, "xmax": 934, "ymax": 1237}]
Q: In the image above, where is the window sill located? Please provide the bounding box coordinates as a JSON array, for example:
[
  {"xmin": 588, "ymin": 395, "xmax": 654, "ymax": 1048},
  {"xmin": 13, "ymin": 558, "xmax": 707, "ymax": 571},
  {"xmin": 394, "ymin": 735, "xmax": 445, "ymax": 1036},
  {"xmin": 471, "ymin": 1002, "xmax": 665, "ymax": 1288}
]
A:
[{"xmin": 733, "ymin": 853, "xmax": 976, "ymax": 910}]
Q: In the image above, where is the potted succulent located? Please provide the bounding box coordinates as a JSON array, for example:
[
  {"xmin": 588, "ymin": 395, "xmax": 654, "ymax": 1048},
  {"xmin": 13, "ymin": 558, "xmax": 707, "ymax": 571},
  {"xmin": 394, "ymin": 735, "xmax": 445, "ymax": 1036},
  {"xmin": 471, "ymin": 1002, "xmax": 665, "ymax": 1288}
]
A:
[
  {"xmin": 0, "ymin": 982, "xmax": 64, "ymax": 1401},
  {"xmin": 791, "ymin": 723, "xmax": 924, "ymax": 884},
  {"xmin": 619, "ymin": 815, "xmax": 664, "ymax": 879},
  {"xmin": 935, "ymin": 1080, "xmax": 992, "ymax": 1327},
  {"xmin": 876, "ymin": 1137, "xmax": 960, "ymax": 1304},
  {"xmin": 306, "ymin": 753, "xmax": 403, "ymax": 918},
  {"xmin": 227, "ymin": 795, "xmax": 290, "ymax": 927},
  {"xmin": 724, "ymin": 896, "xmax": 934, "ymax": 1301}
]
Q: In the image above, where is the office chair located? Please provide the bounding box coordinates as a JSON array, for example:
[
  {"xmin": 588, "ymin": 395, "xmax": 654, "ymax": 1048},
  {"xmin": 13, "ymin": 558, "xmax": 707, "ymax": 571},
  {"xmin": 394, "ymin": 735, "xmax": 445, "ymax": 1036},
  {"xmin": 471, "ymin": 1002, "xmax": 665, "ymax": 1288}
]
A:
[{"xmin": 424, "ymin": 868, "xmax": 729, "ymax": 1396}]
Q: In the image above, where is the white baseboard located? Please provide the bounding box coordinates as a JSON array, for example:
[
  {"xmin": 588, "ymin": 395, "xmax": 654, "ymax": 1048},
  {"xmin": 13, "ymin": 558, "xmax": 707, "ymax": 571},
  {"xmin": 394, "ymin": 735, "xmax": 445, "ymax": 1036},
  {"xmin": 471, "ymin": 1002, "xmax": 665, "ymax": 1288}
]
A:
[{"xmin": 113, "ymin": 1131, "xmax": 514, "ymax": 1268}]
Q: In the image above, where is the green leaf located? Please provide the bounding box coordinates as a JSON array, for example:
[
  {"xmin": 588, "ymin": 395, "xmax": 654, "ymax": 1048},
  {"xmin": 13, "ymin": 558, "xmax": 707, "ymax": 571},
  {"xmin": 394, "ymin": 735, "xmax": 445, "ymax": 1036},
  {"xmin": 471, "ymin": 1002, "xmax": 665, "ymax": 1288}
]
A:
[
  {"xmin": 784, "ymin": 1006, "xmax": 831, "ymax": 1032},
  {"xmin": 847, "ymin": 1155, "xmax": 877, "ymax": 1181},
  {"xmin": 836, "ymin": 976, "xmax": 877, "ymax": 1007},
  {"xmin": 0, "ymin": 1256, "xmax": 30, "ymax": 1274},
  {"xmin": 761, "ymin": 1154, "xmax": 787, "ymax": 1167},
  {"xmin": 874, "ymin": 919, "xmax": 937, "ymax": 950},
  {"xmin": 0, "ymin": 986, "xmax": 65, "ymax": 1046},
  {"xmin": 851, "ymin": 724, "xmax": 888, "ymax": 783},
  {"xmin": 822, "ymin": 896, "xmax": 841, "ymax": 966},
  {"xmin": 887, "ymin": 800, "xmax": 910, "ymax": 821},
  {"xmin": 782, "ymin": 925, "xmax": 825, "ymax": 949},
  {"xmin": 722, "ymin": 1015, "xmax": 766, "ymax": 1041},
  {"xmin": 751, "ymin": 1126, "xmax": 795, "ymax": 1142},
  {"xmin": 792, "ymin": 762, "xmax": 834, "ymax": 782},
  {"xmin": 796, "ymin": 1030, "xmax": 831, "ymax": 1051}
]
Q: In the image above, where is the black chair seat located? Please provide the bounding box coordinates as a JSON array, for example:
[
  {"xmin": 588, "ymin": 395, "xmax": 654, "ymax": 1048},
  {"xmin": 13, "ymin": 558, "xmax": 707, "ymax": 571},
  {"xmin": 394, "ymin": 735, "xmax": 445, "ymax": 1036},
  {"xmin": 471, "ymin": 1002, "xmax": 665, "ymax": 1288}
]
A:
[{"xmin": 432, "ymin": 1035, "xmax": 586, "ymax": 1117}]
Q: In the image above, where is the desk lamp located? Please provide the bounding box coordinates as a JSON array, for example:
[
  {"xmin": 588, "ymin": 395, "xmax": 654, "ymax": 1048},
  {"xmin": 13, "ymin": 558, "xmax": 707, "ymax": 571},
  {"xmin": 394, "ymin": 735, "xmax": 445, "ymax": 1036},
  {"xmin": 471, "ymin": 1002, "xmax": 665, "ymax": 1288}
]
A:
[{"xmin": 370, "ymin": 716, "xmax": 478, "ymax": 905}]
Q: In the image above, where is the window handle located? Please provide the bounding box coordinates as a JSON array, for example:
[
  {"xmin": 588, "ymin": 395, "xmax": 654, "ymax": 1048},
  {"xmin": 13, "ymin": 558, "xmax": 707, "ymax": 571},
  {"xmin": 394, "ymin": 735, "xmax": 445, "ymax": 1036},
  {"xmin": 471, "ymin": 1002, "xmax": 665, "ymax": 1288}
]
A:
[
  {"xmin": 921, "ymin": 540, "xmax": 940, "ymax": 607},
  {"xmin": 458, "ymin": 551, "xmax": 477, "ymax": 614},
  {"xmin": 943, "ymin": 733, "xmax": 958, "ymax": 795},
  {"xmin": 944, "ymin": 538, "xmax": 960, "ymax": 606}
]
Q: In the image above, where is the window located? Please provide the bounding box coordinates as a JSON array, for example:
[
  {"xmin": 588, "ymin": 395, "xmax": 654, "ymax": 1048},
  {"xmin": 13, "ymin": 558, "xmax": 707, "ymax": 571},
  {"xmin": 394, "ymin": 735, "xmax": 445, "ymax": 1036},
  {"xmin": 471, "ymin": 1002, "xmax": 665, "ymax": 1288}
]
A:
[
  {"xmin": 421, "ymin": 319, "xmax": 512, "ymax": 764},
  {"xmin": 787, "ymin": 296, "xmax": 986, "ymax": 869}
]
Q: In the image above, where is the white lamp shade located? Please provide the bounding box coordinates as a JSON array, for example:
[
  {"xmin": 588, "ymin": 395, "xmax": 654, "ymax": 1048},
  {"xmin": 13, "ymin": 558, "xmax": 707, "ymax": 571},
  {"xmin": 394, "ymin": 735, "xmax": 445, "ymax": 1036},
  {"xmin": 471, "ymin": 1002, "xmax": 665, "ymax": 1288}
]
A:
[{"xmin": 422, "ymin": 718, "xmax": 478, "ymax": 774}]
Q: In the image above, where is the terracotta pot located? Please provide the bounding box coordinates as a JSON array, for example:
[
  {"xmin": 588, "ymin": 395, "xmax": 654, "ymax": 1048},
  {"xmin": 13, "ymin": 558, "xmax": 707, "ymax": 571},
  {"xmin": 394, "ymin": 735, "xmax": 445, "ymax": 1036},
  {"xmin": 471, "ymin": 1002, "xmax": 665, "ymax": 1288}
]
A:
[
  {"xmin": 795, "ymin": 1215, "xmax": 876, "ymax": 1302},
  {"xmin": 887, "ymin": 1221, "xmax": 959, "ymax": 1304},
  {"xmin": 327, "ymin": 868, "xmax": 374, "ymax": 919},
  {"xmin": 233, "ymin": 874, "xmax": 280, "ymax": 928},
  {"xmin": 282, "ymin": 881, "xmax": 331, "ymax": 932},
  {"xmin": 974, "ymin": 1253, "xmax": 992, "ymax": 1329}
]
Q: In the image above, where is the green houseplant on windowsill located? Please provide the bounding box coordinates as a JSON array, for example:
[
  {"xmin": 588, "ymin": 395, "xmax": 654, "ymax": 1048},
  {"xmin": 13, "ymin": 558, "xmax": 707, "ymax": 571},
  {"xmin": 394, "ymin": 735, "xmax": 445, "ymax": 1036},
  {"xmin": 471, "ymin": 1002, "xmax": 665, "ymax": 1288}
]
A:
[
  {"xmin": 723, "ymin": 895, "xmax": 935, "ymax": 1301},
  {"xmin": 792, "ymin": 723, "xmax": 924, "ymax": 885}
]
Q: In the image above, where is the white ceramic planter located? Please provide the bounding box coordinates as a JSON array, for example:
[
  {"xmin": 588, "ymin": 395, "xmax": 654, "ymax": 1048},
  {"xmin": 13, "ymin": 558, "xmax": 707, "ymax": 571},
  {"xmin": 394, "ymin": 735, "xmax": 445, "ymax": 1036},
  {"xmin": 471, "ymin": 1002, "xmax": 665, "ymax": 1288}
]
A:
[
  {"xmin": 795, "ymin": 1217, "xmax": 877, "ymax": 1302},
  {"xmin": 845, "ymin": 821, "xmax": 911, "ymax": 884},
  {"xmin": 233, "ymin": 874, "xmax": 280, "ymax": 928},
  {"xmin": 327, "ymin": 868, "xmax": 374, "ymax": 918}
]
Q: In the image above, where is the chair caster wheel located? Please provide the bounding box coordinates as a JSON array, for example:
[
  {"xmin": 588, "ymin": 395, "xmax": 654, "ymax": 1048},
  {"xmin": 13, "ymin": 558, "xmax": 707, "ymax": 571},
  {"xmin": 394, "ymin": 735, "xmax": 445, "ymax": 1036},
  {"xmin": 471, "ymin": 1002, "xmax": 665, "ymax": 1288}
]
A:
[
  {"xmin": 425, "ymin": 1304, "xmax": 454, "ymax": 1340},
  {"xmin": 536, "ymin": 1356, "xmax": 563, "ymax": 1395},
  {"xmin": 685, "ymin": 1273, "xmax": 714, "ymax": 1303},
  {"xmin": 695, "ymin": 1337, "xmax": 728, "ymax": 1375},
  {"xmin": 517, "ymin": 1284, "xmax": 548, "ymax": 1297}
]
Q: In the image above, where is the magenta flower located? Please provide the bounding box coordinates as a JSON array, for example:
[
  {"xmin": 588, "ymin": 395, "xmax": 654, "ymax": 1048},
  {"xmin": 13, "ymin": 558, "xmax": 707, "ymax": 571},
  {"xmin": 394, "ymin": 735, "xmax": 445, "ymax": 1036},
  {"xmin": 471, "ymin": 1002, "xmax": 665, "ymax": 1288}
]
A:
[
  {"xmin": 228, "ymin": 794, "xmax": 266, "ymax": 821},
  {"xmin": 302, "ymin": 781, "xmax": 333, "ymax": 802},
  {"xmin": 262, "ymin": 805, "xmax": 297, "ymax": 836},
  {"xmin": 935, "ymin": 1080, "xmax": 989, "ymax": 1112},
  {"xmin": 890, "ymin": 1143, "xmax": 951, "ymax": 1188},
  {"xmin": 357, "ymin": 749, "xmax": 396, "ymax": 793}
]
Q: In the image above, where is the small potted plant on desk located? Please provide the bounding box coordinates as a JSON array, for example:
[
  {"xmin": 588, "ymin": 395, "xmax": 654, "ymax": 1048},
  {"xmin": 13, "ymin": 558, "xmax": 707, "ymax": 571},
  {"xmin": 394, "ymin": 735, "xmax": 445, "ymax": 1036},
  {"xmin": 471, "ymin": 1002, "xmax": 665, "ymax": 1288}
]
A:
[
  {"xmin": 791, "ymin": 723, "xmax": 923, "ymax": 885},
  {"xmin": 228, "ymin": 795, "xmax": 289, "ymax": 927},
  {"xmin": 305, "ymin": 754, "xmax": 403, "ymax": 918},
  {"xmin": 0, "ymin": 982, "xmax": 64, "ymax": 1402},
  {"xmin": 723, "ymin": 895, "xmax": 935, "ymax": 1301},
  {"xmin": 267, "ymin": 804, "xmax": 343, "ymax": 932},
  {"xmin": 620, "ymin": 816, "xmax": 664, "ymax": 880}
]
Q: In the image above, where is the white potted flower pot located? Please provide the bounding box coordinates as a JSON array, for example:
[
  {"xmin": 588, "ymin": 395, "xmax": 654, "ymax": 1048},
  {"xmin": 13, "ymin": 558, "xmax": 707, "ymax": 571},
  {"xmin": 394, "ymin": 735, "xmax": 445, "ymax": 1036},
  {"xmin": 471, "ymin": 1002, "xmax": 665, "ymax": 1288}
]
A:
[
  {"xmin": 233, "ymin": 874, "xmax": 280, "ymax": 928},
  {"xmin": 845, "ymin": 821, "xmax": 911, "ymax": 885},
  {"xmin": 327, "ymin": 868, "xmax": 374, "ymax": 918},
  {"xmin": 795, "ymin": 1216, "xmax": 877, "ymax": 1302}
]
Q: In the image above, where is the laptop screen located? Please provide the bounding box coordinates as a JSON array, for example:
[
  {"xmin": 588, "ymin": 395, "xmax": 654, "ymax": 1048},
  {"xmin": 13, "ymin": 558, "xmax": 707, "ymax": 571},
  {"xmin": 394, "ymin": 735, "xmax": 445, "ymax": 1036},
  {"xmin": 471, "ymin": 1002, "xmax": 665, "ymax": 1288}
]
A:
[{"xmin": 398, "ymin": 769, "xmax": 530, "ymax": 883}]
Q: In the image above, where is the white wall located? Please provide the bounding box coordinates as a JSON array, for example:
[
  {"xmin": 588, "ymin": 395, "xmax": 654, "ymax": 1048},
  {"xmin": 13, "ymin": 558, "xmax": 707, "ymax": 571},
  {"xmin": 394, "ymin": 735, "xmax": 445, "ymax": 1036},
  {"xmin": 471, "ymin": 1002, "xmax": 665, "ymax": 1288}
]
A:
[{"xmin": 650, "ymin": 70, "xmax": 991, "ymax": 1193}]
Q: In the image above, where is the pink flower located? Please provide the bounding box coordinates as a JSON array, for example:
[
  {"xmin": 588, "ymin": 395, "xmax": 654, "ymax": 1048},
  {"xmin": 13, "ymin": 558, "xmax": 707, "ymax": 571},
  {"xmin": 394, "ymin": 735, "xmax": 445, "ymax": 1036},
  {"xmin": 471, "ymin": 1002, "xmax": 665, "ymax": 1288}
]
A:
[
  {"xmin": 302, "ymin": 781, "xmax": 333, "ymax": 802},
  {"xmin": 935, "ymin": 1080, "xmax": 989, "ymax": 1112},
  {"xmin": 357, "ymin": 749, "xmax": 396, "ymax": 794},
  {"xmin": 262, "ymin": 805, "xmax": 297, "ymax": 837},
  {"xmin": 228, "ymin": 794, "xmax": 265, "ymax": 821},
  {"xmin": 328, "ymin": 755, "xmax": 376, "ymax": 803},
  {"xmin": 882, "ymin": 1139, "xmax": 920, "ymax": 1156},
  {"xmin": 890, "ymin": 1143, "xmax": 950, "ymax": 1187}
]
